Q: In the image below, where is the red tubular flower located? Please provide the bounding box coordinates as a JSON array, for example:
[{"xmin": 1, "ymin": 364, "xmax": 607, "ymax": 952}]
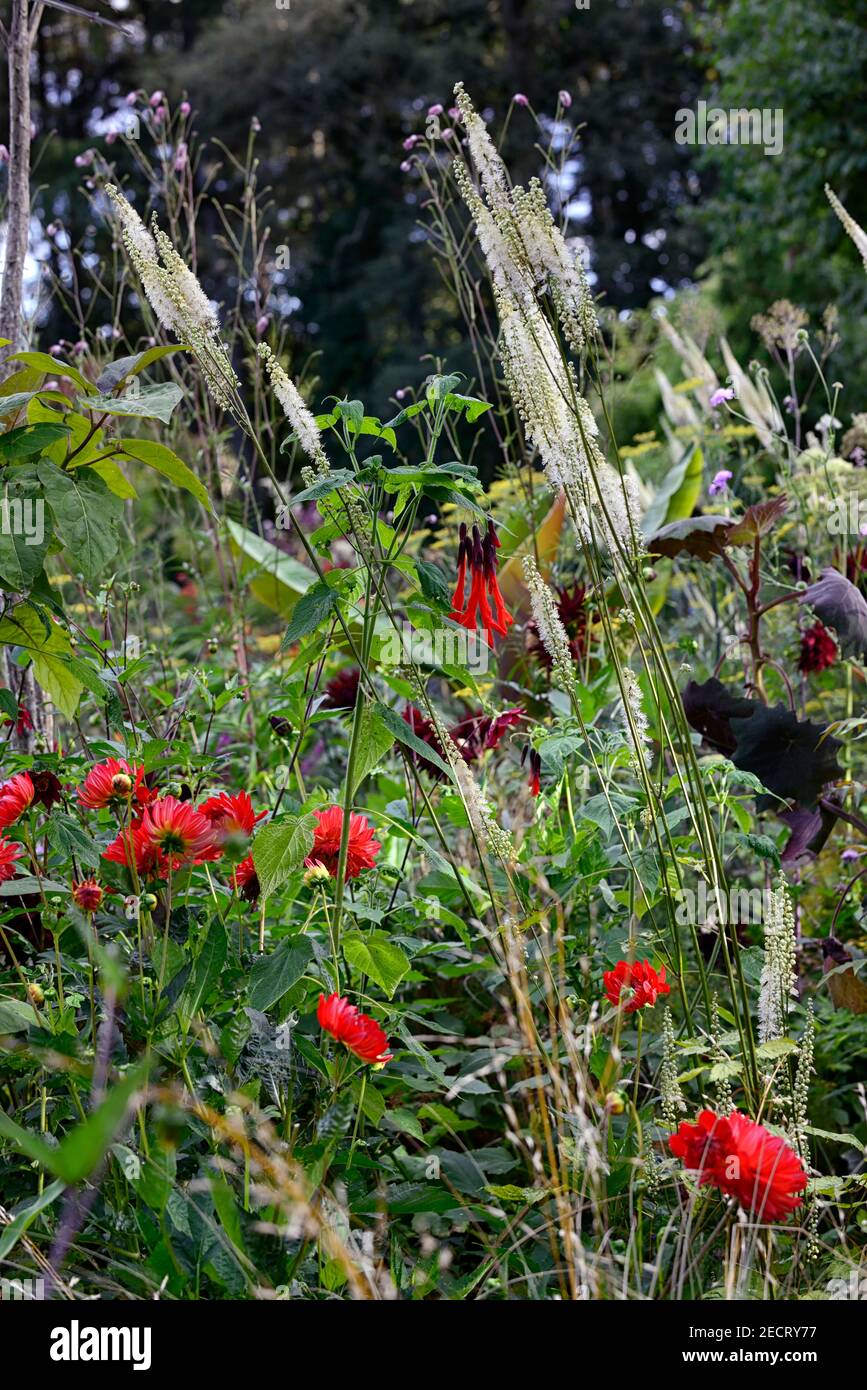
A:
[
  {"xmin": 199, "ymin": 791, "xmax": 266, "ymax": 841},
  {"xmin": 520, "ymin": 745, "xmax": 542, "ymax": 798},
  {"xmin": 1, "ymin": 703, "xmax": 32, "ymax": 737},
  {"xmin": 72, "ymin": 878, "xmax": 105, "ymax": 913},
  {"xmin": 604, "ymin": 958, "xmax": 671, "ymax": 1013},
  {"xmin": 669, "ymin": 1109, "xmax": 807, "ymax": 1220},
  {"xmin": 78, "ymin": 757, "xmax": 156, "ymax": 811},
  {"xmin": 139, "ymin": 795, "xmax": 221, "ymax": 871},
  {"xmin": 798, "ymin": 621, "xmax": 837, "ymax": 674},
  {"xmin": 0, "ymin": 772, "xmax": 35, "ymax": 828},
  {"xmin": 230, "ymin": 854, "xmax": 260, "ymax": 903},
  {"xmin": 0, "ymin": 835, "xmax": 24, "ymax": 883},
  {"xmin": 306, "ymin": 805, "xmax": 381, "ymax": 880},
  {"xmin": 317, "ymin": 992, "xmax": 393, "ymax": 1065},
  {"xmin": 449, "ymin": 520, "xmax": 514, "ymax": 648}
]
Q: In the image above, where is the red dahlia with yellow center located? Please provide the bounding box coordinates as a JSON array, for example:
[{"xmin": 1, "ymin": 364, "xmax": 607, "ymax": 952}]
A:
[
  {"xmin": 78, "ymin": 757, "xmax": 156, "ymax": 811},
  {"xmin": 305, "ymin": 805, "xmax": 381, "ymax": 881},
  {"xmin": 139, "ymin": 796, "xmax": 221, "ymax": 870},
  {"xmin": 0, "ymin": 835, "xmax": 24, "ymax": 883}
]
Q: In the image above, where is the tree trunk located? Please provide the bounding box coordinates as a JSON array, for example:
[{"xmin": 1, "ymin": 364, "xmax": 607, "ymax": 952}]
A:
[{"xmin": 0, "ymin": 0, "xmax": 32, "ymax": 369}]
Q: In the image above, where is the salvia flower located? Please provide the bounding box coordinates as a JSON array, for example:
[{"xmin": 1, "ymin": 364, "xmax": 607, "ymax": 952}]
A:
[
  {"xmin": 317, "ymin": 992, "xmax": 392, "ymax": 1066},
  {"xmin": 604, "ymin": 958, "xmax": 670, "ymax": 1013},
  {"xmin": 72, "ymin": 878, "xmax": 105, "ymax": 913},
  {"xmin": 449, "ymin": 520, "xmax": 514, "ymax": 648},
  {"xmin": 798, "ymin": 620, "xmax": 837, "ymax": 674},
  {"xmin": 521, "ymin": 744, "xmax": 542, "ymax": 797},
  {"xmin": 0, "ymin": 772, "xmax": 35, "ymax": 828},
  {"xmin": 669, "ymin": 1109, "xmax": 807, "ymax": 1220},
  {"xmin": 306, "ymin": 806, "xmax": 381, "ymax": 880},
  {"xmin": 0, "ymin": 835, "xmax": 24, "ymax": 883}
]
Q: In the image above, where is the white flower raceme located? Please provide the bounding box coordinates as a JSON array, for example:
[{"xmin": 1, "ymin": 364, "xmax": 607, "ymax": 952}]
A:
[
  {"xmin": 826, "ymin": 184, "xmax": 867, "ymax": 273},
  {"xmin": 106, "ymin": 184, "xmax": 239, "ymax": 410},
  {"xmin": 424, "ymin": 698, "xmax": 513, "ymax": 863},
  {"xmin": 522, "ymin": 556, "xmax": 575, "ymax": 693},
  {"xmin": 617, "ymin": 665, "xmax": 651, "ymax": 772},
  {"xmin": 257, "ymin": 344, "xmax": 329, "ymax": 477},
  {"xmin": 758, "ymin": 877, "xmax": 798, "ymax": 1045},
  {"xmin": 659, "ymin": 1006, "xmax": 686, "ymax": 1128},
  {"xmin": 454, "ymin": 84, "xmax": 597, "ymax": 353}
]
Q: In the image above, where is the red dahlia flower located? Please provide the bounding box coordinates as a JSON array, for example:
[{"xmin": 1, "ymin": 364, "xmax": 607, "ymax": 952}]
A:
[
  {"xmin": 72, "ymin": 878, "xmax": 105, "ymax": 913},
  {"xmin": 0, "ymin": 835, "xmax": 24, "ymax": 883},
  {"xmin": 669, "ymin": 1109, "xmax": 807, "ymax": 1220},
  {"xmin": 449, "ymin": 520, "xmax": 514, "ymax": 648},
  {"xmin": 604, "ymin": 958, "xmax": 671, "ymax": 1013},
  {"xmin": 230, "ymin": 854, "xmax": 260, "ymax": 903},
  {"xmin": 0, "ymin": 772, "xmax": 35, "ymax": 828},
  {"xmin": 78, "ymin": 757, "xmax": 156, "ymax": 811},
  {"xmin": 322, "ymin": 666, "xmax": 361, "ymax": 711},
  {"xmin": 306, "ymin": 805, "xmax": 381, "ymax": 880},
  {"xmin": 798, "ymin": 621, "xmax": 837, "ymax": 674},
  {"xmin": 199, "ymin": 791, "xmax": 266, "ymax": 841},
  {"xmin": 103, "ymin": 822, "xmax": 162, "ymax": 877},
  {"xmin": 317, "ymin": 992, "xmax": 393, "ymax": 1065},
  {"xmin": 139, "ymin": 796, "xmax": 221, "ymax": 871}
]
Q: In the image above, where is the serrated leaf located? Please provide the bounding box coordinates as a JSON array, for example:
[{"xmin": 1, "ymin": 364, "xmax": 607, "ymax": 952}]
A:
[
  {"xmin": 0, "ymin": 603, "xmax": 83, "ymax": 717},
  {"xmin": 374, "ymin": 701, "xmax": 453, "ymax": 780},
  {"xmin": 37, "ymin": 459, "xmax": 123, "ymax": 580},
  {"xmin": 0, "ymin": 472, "xmax": 52, "ymax": 590},
  {"xmin": 280, "ymin": 579, "xmax": 340, "ymax": 649},
  {"xmin": 252, "ymin": 813, "xmax": 317, "ymax": 899},
  {"xmin": 755, "ymin": 1037, "xmax": 798, "ymax": 1059},
  {"xmin": 182, "ymin": 919, "xmax": 228, "ymax": 1018},
  {"xmin": 351, "ymin": 701, "xmax": 395, "ymax": 796}
]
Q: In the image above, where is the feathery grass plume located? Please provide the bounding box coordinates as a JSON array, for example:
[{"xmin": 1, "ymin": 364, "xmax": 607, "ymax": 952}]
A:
[
  {"xmin": 257, "ymin": 343, "xmax": 330, "ymax": 479},
  {"xmin": 826, "ymin": 184, "xmax": 867, "ymax": 272},
  {"xmin": 617, "ymin": 665, "xmax": 651, "ymax": 772},
  {"xmin": 522, "ymin": 555, "xmax": 575, "ymax": 693},
  {"xmin": 758, "ymin": 875, "xmax": 797, "ymax": 1045},
  {"xmin": 659, "ymin": 1005, "xmax": 686, "ymax": 1129},
  {"xmin": 105, "ymin": 183, "xmax": 239, "ymax": 410}
]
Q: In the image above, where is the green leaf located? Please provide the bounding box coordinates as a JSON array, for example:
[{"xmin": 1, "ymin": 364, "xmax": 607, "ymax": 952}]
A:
[
  {"xmin": 755, "ymin": 1037, "xmax": 798, "ymax": 1059},
  {"xmin": 280, "ymin": 578, "xmax": 340, "ymax": 649},
  {"xmin": 225, "ymin": 519, "xmax": 317, "ymax": 620},
  {"xmin": 643, "ymin": 444, "xmax": 704, "ymax": 534},
  {"xmin": 181, "ymin": 919, "xmax": 228, "ymax": 1018},
  {"xmin": 37, "ymin": 460, "xmax": 123, "ymax": 580},
  {"xmin": 0, "ymin": 603, "xmax": 83, "ymax": 717},
  {"xmin": 0, "ymin": 422, "xmax": 71, "ymax": 459},
  {"xmin": 374, "ymin": 701, "xmax": 453, "ymax": 780},
  {"xmin": 288, "ymin": 469, "xmax": 355, "ymax": 504},
  {"xmin": 0, "ymin": 1179, "xmax": 65, "ymax": 1260},
  {"xmin": 0, "ymin": 997, "xmax": 38, "ymax": 1033},
  {"xmin": 117, "ymin": 437, "xmax": 210, "ymax": 512},
  {"xmin": 96, "ymin": 346, "xmax": 186, "ymax": 393},
  {"xmin": 47, "ymin": 813, "xmax": 101, "ymax": 870},
  {"xmin": 343, "ymin": 930, "xmax": 409, "ymax": 999},
  {"xmin": 252, "ymin": 813, "xmax": 317, "ymax": 899},
  {"xmin": 77, "ymin": 381, "xmax": 184, "ymax": 424},
  {"xmin": 8, "ymin": 350, "xmax": 93, "ymax": 393},
  {"xmin": 87, "ymin": 456, "xmax": 137, "ymax": 500},
  {"xmin": 0, "ymin": 1064, "xmax": 147, "ymax": 1184},
  {"xmin": 0, "ymin": 472, "xmax": 52, "ymax": 590},
  {"xmin": 351, "ymin": 701, "xmax": 395, "ymax": 796},
  {"xmin": 248, "ymin": 935, "xmax": 314, "ymax": 1010}
]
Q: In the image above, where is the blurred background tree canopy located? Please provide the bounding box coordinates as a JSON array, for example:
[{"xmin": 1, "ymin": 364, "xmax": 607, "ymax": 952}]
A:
[{"xmin": 3, "ymin": 0, "xmax": 867, "ymax": 427}]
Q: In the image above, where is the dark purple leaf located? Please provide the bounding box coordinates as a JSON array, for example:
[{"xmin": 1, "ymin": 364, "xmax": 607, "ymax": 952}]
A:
[
  {"xmin": 800, "ymin": 567, "xmax": 867, "ymax": 659},
  {"xmin": 730, "ymin": 703, "xmax": 843, "ymax": 810},
  {"xmin": 682, "ymin": 677, "xmax": 755, "ymax": 755}
]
